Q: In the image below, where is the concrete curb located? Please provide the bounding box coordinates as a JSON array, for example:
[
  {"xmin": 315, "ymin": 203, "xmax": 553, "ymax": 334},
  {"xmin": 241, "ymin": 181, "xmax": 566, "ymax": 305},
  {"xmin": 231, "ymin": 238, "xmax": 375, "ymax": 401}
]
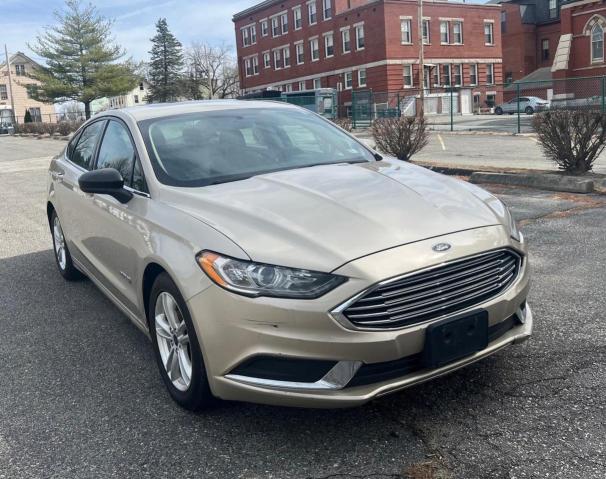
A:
[{"xmin": 469, "ymin": 172, "xmax": 595, "ymax": 194}]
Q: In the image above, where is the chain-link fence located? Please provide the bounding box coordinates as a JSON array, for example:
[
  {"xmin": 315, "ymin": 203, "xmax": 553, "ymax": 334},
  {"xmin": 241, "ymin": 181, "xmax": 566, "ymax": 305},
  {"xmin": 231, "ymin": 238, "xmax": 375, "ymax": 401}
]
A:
[{"xmin": 345, "ymin": 75, "xmax": 606, "ymax": 134}]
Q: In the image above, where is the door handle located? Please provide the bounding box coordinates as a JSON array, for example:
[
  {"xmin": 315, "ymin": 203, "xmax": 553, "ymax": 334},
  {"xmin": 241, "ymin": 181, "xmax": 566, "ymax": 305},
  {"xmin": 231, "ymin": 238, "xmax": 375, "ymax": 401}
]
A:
[{"xmin": 51, "ymin": 171, "xmax": 64, "ymax": 180}]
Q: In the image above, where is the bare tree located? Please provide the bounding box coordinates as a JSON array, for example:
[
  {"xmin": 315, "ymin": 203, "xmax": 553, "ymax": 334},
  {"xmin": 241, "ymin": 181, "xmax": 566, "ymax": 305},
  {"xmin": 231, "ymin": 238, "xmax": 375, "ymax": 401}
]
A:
[{"xmin": 184, "ymin": 42, "xmax": 239, "ymax": 100}]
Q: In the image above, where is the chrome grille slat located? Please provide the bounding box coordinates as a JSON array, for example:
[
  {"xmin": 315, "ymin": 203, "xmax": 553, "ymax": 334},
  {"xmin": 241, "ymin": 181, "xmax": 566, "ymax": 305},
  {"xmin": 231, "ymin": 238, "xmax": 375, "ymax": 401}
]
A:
[
  {"xmin": 342, "ymin": 249, "xmax": 521, "ymax": 329},
  {"xmin": 375, "ymin": 251, "xmax": 508, "ymax": 296},
  {"xmin": 358, "ymin": 255, "xmax": 514, "ymax": 303},
  {"xmin": 346, "ymin": 261, "xmax": 517, "ymax": 313}
]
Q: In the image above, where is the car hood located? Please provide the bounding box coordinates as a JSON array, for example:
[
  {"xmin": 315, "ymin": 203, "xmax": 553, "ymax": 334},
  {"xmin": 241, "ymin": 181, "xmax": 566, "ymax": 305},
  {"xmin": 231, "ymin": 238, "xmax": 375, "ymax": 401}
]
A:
[{"xmin": 161, "ymin": 159, "xmax": 506, "ymax": 272}]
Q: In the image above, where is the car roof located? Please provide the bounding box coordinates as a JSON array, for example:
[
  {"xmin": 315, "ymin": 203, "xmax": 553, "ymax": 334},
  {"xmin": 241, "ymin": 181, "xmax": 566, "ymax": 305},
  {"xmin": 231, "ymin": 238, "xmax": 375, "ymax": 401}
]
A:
[{"xmin": 97, "ymin": 99, "xmax": 298, "ymax": 122}]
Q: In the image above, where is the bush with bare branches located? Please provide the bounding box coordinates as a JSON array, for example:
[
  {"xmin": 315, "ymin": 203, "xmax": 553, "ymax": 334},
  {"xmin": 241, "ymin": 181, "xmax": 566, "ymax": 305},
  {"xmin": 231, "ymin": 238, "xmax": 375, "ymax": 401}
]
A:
[
  {"xmin": 331, "ymin": 117, "xmax": 353, "ymax": 132},
  {"xmin": 532, "ymin": 109, "xmax": 606, "ymax": 174},
  {"xmin": 371, "ymin": 116, "xmax": 428, "ymax": 161}
]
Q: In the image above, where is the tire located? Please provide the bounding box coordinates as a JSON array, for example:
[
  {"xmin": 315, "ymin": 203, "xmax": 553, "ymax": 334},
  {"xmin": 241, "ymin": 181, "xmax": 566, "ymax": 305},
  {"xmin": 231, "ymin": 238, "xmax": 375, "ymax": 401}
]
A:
[
  {"xmin": 525, "ymin": 106, "xmax": 534, "ymax": 115},
  {"xmin": 149, "ymin": 272, "xmax": 213, "ymax": 411},
  {"xmin": 495, "ymin": 107, "xmax": 503, "ymax": 115},
  {"xmin": 50, "ymin": 210, "xmax": 83, "ymax": 281}
]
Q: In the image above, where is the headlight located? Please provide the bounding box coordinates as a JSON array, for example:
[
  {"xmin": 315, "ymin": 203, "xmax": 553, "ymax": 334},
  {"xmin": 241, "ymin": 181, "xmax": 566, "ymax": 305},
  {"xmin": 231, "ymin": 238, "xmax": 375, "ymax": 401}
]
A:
[
  {"xmin": 504, "ymin": 204, "xmax": 522, "ymax": 242},
  {"xmin": 197, "ymin": 251, "xmax": 347, "ymax": 299}
]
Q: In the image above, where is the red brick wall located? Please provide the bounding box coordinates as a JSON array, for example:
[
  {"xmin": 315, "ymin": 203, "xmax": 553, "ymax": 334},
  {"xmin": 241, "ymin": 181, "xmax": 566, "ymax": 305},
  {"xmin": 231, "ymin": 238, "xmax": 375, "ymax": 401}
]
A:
[
  {"xmin": 234, "ymin": 0, "xmax": 387, "ymax": 91},
  {"xmin": 234, "ymin": 0, "xmax": 502, "ymax": 102}
]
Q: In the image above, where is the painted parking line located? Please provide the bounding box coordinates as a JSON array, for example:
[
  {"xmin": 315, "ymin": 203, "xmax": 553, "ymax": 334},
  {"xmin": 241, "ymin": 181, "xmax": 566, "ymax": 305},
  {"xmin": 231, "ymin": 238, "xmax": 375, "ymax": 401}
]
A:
[{"xmin": 437, "ymin": 134, "xmax": 446, "ymax": 151}]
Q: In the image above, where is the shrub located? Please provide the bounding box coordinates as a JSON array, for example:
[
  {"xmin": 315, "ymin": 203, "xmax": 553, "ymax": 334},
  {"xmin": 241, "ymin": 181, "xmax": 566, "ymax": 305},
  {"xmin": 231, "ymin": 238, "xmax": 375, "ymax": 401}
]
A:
[
  {"xmin": 331, "ymin": 117, "xmax": 353, "ymax": 132},
  {"xmin": 532, "ymin": 109, "xmax": 606, "ymax": 174},
  {"xmin": 15, "ymin": 120, "xmax": 82, "ymax": 136},
  {"xmin": 371, "ymin": 116, "xmax": 429, "ymax": 161}
]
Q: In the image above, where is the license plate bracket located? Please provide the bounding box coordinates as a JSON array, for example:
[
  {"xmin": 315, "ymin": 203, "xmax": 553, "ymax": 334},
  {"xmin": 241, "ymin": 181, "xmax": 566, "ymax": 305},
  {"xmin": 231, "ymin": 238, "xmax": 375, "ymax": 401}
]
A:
[{"xmin": 422, "ymin": 310, "xmax": 489, "ymax": 369}]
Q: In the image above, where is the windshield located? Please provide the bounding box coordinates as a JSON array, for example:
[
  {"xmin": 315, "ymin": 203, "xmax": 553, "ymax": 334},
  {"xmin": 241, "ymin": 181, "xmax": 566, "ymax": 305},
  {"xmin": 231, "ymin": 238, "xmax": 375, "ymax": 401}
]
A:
[{"xmin": 138, "ymin": 107, "xmax": 375, "ymax": 187}]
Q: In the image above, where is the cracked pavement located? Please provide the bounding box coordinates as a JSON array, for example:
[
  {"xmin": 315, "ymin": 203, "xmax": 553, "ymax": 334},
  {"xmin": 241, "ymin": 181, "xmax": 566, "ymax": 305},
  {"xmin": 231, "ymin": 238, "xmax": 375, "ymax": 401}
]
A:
[{"xmin": 1, "ymin": 137, "xmax": 605, "ymax": 478}]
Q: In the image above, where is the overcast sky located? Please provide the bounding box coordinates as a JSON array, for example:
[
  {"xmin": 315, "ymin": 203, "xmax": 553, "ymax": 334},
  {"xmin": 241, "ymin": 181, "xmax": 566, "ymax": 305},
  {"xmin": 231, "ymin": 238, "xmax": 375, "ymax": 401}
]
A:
[{"xmin": 2, "ymin": 0, "xmax": 489, "ymax": 65}]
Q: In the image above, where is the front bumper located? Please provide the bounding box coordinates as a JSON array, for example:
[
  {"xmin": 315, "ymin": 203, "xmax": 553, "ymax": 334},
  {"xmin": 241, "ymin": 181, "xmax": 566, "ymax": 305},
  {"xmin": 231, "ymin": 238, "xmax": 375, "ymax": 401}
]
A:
[{"xmin": 187, "ymin": 225, "xmax": 531, "ymax": 408}]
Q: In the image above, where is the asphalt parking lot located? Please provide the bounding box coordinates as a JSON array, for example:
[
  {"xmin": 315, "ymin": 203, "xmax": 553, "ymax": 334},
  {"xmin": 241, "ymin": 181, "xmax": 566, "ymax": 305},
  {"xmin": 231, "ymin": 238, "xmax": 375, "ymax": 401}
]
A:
[{"xmin": 1, "ymin": 135, "xmax": 605, "ymax": 479}]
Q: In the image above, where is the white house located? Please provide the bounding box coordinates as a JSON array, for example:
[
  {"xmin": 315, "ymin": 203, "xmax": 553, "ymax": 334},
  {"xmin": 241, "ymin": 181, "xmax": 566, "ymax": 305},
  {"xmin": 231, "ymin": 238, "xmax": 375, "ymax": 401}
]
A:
[{"xmin": 92, "ymin": 80, "xmax": 150, "ymax": 114}]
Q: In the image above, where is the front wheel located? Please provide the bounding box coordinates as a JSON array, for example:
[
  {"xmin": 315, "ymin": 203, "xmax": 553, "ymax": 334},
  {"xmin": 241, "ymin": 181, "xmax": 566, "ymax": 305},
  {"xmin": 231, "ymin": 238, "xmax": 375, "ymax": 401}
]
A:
[
  {"xmin": 50, "ymin": 210, "xmax": 83, "ymax": 281},
  {"xmin": 525, "ymin": 106, "xmax": 534, "ymax": 115},
  {"xmin": 149, "ymin": 273, "xmax": 213, "ymax": 411},
  {"xmin": 495, "ymin": 107, "xmax": 503, "ymax": 115}
]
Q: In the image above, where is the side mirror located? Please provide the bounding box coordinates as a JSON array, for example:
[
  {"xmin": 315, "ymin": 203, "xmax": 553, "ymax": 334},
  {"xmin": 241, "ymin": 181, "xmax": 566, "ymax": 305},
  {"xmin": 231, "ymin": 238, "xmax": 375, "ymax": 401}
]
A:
[{"xmin": 79, "ymin": 168, "xmax": 133, "ymax": 204}]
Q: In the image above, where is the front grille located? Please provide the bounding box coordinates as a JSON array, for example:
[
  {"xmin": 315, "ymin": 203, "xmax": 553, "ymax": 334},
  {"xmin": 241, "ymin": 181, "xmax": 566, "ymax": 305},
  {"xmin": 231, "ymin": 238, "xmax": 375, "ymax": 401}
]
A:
[{"xmin": 342, "ymin": 249, "xmax": 521, "ymax": 330}]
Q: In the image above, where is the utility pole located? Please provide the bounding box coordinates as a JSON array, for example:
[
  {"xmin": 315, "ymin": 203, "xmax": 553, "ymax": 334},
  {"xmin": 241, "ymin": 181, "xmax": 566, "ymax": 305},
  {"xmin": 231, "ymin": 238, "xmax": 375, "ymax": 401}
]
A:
[
  {"xmin": 4, "ymin": 44, "xmax": 16, "ymax": 126},
  {"xmin": 417, "ymin": 0, "xmax": 425, "ymax": 118}
]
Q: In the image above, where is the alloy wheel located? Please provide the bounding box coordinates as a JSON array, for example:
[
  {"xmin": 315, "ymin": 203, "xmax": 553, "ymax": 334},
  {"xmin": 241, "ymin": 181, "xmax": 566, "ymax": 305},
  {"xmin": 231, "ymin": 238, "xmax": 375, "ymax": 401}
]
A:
[
  {"xmin": 53, "ymin": 216, "xmax": 67, "ymax": 270},
  {"xmin": 154, "ymin": 292, "xmax": 192, "ymax": 391}
]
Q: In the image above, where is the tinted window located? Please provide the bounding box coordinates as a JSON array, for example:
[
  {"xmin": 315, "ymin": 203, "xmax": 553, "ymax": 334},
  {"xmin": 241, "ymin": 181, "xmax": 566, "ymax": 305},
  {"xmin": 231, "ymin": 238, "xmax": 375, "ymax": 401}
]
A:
[
  {"xmin": 132, "ymin": 158, "xmax": 147, "ymax": 192},
  {"xmin": 96, "ymin": 121, "xmax": 136, "ymax": 184},
  {"xmin": 71, "ymin": 121, "xmax": 105, "ymax": 170},
  {"xmin": 138, "ymin": 107, "xmax": 374, "ymax": 187}
]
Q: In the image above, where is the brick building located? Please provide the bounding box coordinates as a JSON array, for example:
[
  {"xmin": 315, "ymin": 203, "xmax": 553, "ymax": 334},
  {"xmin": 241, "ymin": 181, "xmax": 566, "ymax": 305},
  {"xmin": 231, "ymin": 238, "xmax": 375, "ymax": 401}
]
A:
[
  {"xmin": 233, "ymin": 0, "xmax": 503, "ymax": 113},
  {"xmin": 496, "ymin": 0, "xmax": 564, "ymax": 83}
]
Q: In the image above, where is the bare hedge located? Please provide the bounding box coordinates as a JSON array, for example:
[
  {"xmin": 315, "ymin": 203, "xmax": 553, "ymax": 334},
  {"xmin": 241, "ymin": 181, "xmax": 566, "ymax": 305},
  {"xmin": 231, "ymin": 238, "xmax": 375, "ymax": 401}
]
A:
[
  {"xmin": 371, "ymin": 116, "xmax": 428, "ymax": 161},
  {"xmin": 15, "ymin": 120, "xmax": 83, "ymax": 137},
  {"xmin": 331, "ymin": 117, "xmax": 353, "ymax": 132},
  {"xmin": 532, "ymin": 109, "xmax": 606, "ymax": 175}
]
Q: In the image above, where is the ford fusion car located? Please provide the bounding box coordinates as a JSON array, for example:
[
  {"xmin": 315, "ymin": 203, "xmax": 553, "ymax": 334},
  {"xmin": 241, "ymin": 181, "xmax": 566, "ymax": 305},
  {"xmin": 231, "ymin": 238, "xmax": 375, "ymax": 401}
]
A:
[{"xmin": 47, "ymin": 101, "xmax": 532, "ymax": 410}]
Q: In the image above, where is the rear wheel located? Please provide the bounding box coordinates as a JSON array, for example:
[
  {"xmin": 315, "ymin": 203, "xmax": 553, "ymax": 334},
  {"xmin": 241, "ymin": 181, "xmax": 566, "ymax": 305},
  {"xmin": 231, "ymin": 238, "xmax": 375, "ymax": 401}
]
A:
[
  {"xmin": 495, "ymin": 107, "xmax": 503, "ymax": 115},
  {"xmin": 525, "ymin": 106, "xmax": 534, "ymax": 115},
  {"xmin": 149, "ymin": 273, "xmax": 213, "ymax": 410},
  {"xmin": 50, "ymin": 211, "xmax": 83, "ymax": 281}
]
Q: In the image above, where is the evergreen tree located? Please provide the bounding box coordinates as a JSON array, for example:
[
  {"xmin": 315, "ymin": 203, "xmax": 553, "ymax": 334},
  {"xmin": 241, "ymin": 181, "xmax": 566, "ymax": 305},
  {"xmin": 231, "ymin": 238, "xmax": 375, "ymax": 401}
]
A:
[
  {"xmin": 29, "ymin": 0, "xmax": 137, "ymax": 119},
  {"xmin": 147, "ymin": 18, "xmax": 184, "ymax": 103}
]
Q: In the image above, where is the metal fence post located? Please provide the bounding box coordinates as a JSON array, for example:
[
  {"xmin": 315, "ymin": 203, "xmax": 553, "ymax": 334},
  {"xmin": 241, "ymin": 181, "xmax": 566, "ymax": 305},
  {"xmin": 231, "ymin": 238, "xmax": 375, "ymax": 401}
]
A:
[
  {"xmin": 601, "ymin": 77, "xmax": 605, "ymax": 113},
  {"xmin": 450, "ymin": 88, "xmax": 454, "ymax": 132},
  {"xmin": 352, "ymin": 90, "xmax": 356, "ymax": 129},
  {"xmin": 516, "ymin": 82, "xmax": 521, "ymax": 134},
  {"xmin": 397, "ymin": 92, "xmax": 401, "ymax": 117}
]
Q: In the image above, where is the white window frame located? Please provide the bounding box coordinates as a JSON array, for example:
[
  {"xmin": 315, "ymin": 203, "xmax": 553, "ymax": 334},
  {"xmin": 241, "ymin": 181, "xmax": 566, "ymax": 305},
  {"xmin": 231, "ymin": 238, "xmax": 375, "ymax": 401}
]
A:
[
  {"xmin": 403, "ymin": 64, "xmax": 413, "ymax": 88},
  {"xmin": 433, "ymin": 65, "xmax": 441, "ymax": 87},
  {"xmin": 358, "ymin": 68, "xmax": 367, "ymax": 87},
  {"xmin": 344, "ymin": 71, "xmax": 353, "ymax": 89},
  {"xmin": 263, "ymin": 51, "xmax": 271, "ymax": 68},
  {"xmin": 308, "ymin": 1, "xmax": 317, "ymax": 25},
  {"xmin": 295, "ymin": 42, "xmax": 305, "ymax": 64},
  {"xmin": 244, "ymin": 58, "xmax": 252, "ymax": 77},
  {"xmin": 341, "ymin": 28, "xmax": 351, "ymax": 53},
  {"xmin": 442, "ymin": 64, "xmax": 451, "ymax": 86},
  {"xmin": 283, "ymin": 46, "xmax": 291, "ymax": 68},
  {"xmin": 293, "ymin": 6, "xmax": 303, "ymax": 30},
  {"xmin": 252, "ymin": 55, "xmax": 259, "ymax": 75},
  {"xmin": 401, "ymin": 18, "xmax": 412, "ymax": 44},
  {"xmin": 310, "ymin": 37, "xmax": 320, "ymax": 61},
  {"xmin": 324, "ymin": 32, "xmax": 334, "ymax": 58},
  {"xmin": 591, "ymin": 23, "xmax": 604, "ymax": 63},
  {"xmin": 453, "ymin": 64, "xmax": 462, "ymax": 86},
  {"xmin": 298, "ymin": 81, "xmax": 306, "ymax": 91},
  {"xmin": 281, "ymin": 13, "xmax": 289, "ymax": 34},
  {"xmin": 261, "ymin": 19, "xmax": 269, "ymax": 36},
  {"xmin": 242, "ymin": 27, "xmax": 250, "ymax": 47},
  {"xmin": 323, "ymin": 0, "xmax": 332, "ymax": 20},
  {"xmin": 452, "ymin": 21, "xmax": 463, "ymax": 44},
  {"xmin": 272, "ymin": 17, "xmax": 280, "ymax": 37},
  {"xmin": 422, "ymin": 19, "xmax": 430, "ymax": 44},
  {"xmin": 440, "ymin": 21, "xmax": 449, "ymax": 44},
  {"xmin": 355, "ymin": 23, "xmax": 365, "ymax": 50},
  {"xmin": 285, "ymin": 83, "xmax": 293, "ymax": 92},
  {"xmin": 469, "ymin": 64, "xmax": 478, "ymax": 86},
  {"xmin": 486, "ymin": 63, "xmax": 494, "ymax": 85},
  {"xmin": 549, "ymin": 0, "xmax": 557, "ymax": 19},
  {"xmin": 313, "ymin": 78, "xmax": 322, "ymax": 89},
  {"xmin": 274, "ymin": 49, "xmax": 282, "ymax": 69},
  {"xmin": 484, "ymin": 21, "xmax": 494, "ymax": 46}
]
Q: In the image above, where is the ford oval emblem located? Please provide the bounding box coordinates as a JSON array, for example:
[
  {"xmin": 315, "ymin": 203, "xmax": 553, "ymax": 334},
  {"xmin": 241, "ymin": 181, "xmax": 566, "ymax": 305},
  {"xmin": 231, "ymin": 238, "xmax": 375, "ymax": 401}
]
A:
[{"xmin": 432, "ymin": 243, "xmax": 452, "ymax": 252}]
